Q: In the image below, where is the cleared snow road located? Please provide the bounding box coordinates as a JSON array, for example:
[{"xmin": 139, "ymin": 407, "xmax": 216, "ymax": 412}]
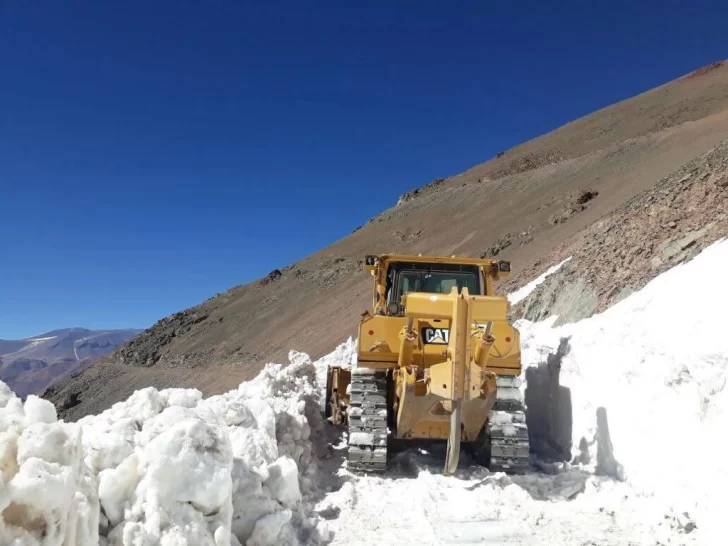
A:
[{"xmin": 316, "ymin": 459, "xmax": 666, "ymax": 546}]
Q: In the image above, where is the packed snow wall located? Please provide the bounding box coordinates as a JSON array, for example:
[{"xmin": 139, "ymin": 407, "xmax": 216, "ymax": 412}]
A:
[
  {"xmin": 1, "ymin": 353, "xmax": 333, "ymax": 546},
  {"xmin": 516, "ymin": 238, "xmax": 728, "ymax": 542}
]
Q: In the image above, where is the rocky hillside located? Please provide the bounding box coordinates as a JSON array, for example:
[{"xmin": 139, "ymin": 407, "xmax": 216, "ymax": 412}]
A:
[
  {"xmin": 508, "ymin": 140, "xmax": 728, "ymax": 324},
  {"xmin": 44, "ymin": 61, "xmax": 728, "ymax": 420},
  {"xmin": 0, "ymin": 328, "xmax": 140, "ymax": 398}
]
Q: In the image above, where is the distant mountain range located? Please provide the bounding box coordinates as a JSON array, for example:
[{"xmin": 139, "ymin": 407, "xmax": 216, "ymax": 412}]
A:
[{"xmin": 0, "ymin": 328, "xmax": 141, "ymax": 398}]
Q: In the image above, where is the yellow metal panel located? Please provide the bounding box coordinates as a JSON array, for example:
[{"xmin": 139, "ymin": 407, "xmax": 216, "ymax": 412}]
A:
[
  {"xmin": 461, "ymin": 396, "xmax": 495, "ymax": 441},
  {"xmin": 484, "ymin": 275, "xmax": 494, "ymax": 296},
  {"xmin": 406, "ymin": 419, "xmax": 451, "ymax": 440},
  {"xmin": 469, "ymin": 296, "xmax": 509, "ymax": 322},
  {"xmin": 451, "ymin": 290, "xmax": 468, "ymax": 400},
  {"xmin": 355, "ymin": 361, "xmax": 393, "ymax": 370},
  {"xmin": 429, "ymin": 360, "xmax": 454, "ymax": 399},
  {"xmin": 402, "ymin": 292, "xmax": 457, "ymax": 319},
  {"xmin": 358, "ymin": 315, "xmax": 408, "ymax": 362}
]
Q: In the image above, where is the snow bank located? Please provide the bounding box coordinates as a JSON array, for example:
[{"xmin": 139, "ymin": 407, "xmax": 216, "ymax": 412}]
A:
[
  {"xmin": 1, "ymin": 352, "xmax": 331, "ymax": 546},
  {"xmin": 517, "ymin": 238, "xmax": 728, "ymax": 544},
  {"xmin": 0, "ymin": 389, "xmax": 100, "ymax": 545},
  {"xmin": 508, "ymin": 256, "xmax": 572, "ymax": 305}
]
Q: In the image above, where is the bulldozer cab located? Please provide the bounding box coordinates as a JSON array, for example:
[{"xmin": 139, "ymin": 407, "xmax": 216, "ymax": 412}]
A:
[
  {"xmin": 384, "ymin": 262, "xmax": 483, "ymax": 316},
  {"xmin": 358, "ymin": 254, "xmax": 518, "ymax": 374},
  {"xmin": 366, "ymin": 254, "xmax": 510, "ymax": 317}
]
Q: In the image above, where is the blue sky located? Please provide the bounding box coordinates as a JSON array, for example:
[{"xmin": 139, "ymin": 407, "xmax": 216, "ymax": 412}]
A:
[{"xmin": 1, "ymin": 1, "xmax": 726, "ymax": 339}]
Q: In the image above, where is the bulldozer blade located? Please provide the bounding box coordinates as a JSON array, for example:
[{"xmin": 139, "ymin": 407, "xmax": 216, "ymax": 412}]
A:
[{"xmin": 444, "ymin": 401, "xmax": 462, "ymax": 475}]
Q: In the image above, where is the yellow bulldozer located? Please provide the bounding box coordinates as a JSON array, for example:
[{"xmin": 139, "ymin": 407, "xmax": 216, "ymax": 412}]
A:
[{"xmin": 324, "ymin": 253, "xmax": 530, "ymax": 475}]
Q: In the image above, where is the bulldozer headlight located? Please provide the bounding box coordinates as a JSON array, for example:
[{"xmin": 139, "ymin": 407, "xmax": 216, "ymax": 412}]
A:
[
  {"xmin": 498, "ymin": 261, "xmax": 511, "ymax": 272},
  {"xmin": 365, "ymin": 255, "xmax": 377, "ymax": 266}
]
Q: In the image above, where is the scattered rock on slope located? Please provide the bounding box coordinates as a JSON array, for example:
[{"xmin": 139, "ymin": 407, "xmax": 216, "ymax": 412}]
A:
[
  {"xmin": 259, "ymin": 269, "xmax": 283, "ymax": 286},
  {"xmin": 549, "ymin": 189, "xmax": 599, "ymax": 225},
  {"xmin": 396, "ymin": 178, "xmax": 446, "ymax": 206},
  {"xmin": 489, "ymin": 149, "xmax": 566, "ymax": 179},
  {"xmin": 482, "ymin": 228, "xmax": 534, "ymax": 258},
  {"xmin": 115, "ymin": 309, "xmax": 210, "ymax": 367}
]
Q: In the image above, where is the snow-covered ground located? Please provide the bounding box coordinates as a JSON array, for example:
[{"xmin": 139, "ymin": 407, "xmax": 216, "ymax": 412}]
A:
[{"xmin": 2, "ymin": 239, "xmax": 727, "ymax": 545}]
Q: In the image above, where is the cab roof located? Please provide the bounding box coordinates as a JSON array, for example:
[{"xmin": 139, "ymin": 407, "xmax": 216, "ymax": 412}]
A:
[{"xmin": 364, "ymin": 253, "xmax": 511, "ymax": 274}]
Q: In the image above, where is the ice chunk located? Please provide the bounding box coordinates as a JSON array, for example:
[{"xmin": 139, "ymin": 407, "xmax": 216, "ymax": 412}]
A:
[
  {"xmin": 98, "ymin": 453, "xmax": 140, "ymax": 527},
  {"xmin": 0, "ymin": 411, "xmax": 99, "ymax": 546},
  {"xmin": 265, "ymin": 456, "xmax": 302, "ymax": 507},
  {"xmin": 0, "ymin": 430, "xmax": 20, "ymax": 484},
  {"xmin": 0, "ymin": 395, "xmax": 26, "ymax": 435},
  {"xmin": 0, "ymin": 381, "xmax": 17, "ymax": 408},
  {"xmin": 247, "ymin": 509, "xmax": 292, "ymax": 546},
  {"xmin": 23, "ymin": 395, "xmax": 57, "ymax": 425},
  {"xmin": 17, "ymin": 422, "xmax": 80, "ymax": 467},
  {"xmin": 159, "ymin": 387, "xmax": 203, "ymax": 408},
  {"xmin": 1, "ymin": 457, "xmax": 76, "ymax": 543}
]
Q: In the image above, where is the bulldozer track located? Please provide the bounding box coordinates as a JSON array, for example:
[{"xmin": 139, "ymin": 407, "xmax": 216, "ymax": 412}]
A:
[
  {"xmin": 347, "ymin": 368, "xmax": 388, "ymax": 473},
  {"xmin": 488, "ymin": 375, "xmax": 531, "ymax": 474}
]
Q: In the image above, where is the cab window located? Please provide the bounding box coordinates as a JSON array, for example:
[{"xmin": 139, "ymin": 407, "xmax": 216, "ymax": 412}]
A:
[{"xmin": 398, "ymin": 270, "xmax": 479, "ymax": 297}]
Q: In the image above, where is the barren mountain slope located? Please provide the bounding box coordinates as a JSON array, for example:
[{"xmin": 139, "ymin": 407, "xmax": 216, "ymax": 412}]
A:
[{"xmin": 44, "ymin": 61, "xmax": 728, "ymax": 420}]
